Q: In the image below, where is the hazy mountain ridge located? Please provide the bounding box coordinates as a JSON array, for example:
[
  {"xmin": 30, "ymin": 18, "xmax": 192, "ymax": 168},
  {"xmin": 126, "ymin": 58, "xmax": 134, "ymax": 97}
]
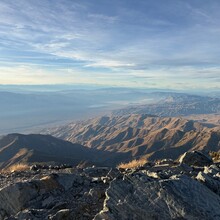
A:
[
  {"xmin": 1, "ymin": 89, "xmax": 219, "ymax": 134},
  {"xmin": 42, "ymin": 114, "xmax": 220, "ymax": 161},
  {"xmin": 113, "ymin": 93, "xmax": 220, "ymax": 117},
  {"xmin": 0, "ymin": 88, "xmax": 156, "ymax": 134}
]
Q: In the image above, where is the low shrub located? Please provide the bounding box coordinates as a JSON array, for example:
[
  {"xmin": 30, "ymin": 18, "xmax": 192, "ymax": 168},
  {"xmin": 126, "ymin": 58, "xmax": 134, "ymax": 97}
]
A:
[{"xmin": 117, "ymin": 158, "xmax": 147, "ymax": 169}]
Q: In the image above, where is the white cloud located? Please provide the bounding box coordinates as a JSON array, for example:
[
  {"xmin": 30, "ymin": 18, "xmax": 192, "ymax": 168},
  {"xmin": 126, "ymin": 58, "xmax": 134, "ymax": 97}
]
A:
[{"xmin": 0, "ymin": 0, "xmax": 220, "ymax": 90}]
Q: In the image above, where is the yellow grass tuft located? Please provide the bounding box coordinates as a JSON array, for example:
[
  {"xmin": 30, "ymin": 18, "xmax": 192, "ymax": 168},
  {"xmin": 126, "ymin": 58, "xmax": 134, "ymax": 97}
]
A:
[
  {"xmin": 117, "ymin": 158, "xmax": 147, "ymax": 169},
  {"xmin": 209, "ymin": 151, "xmax": 220, "ymax": 162},
  {"xmin": 4, "ymin": 163, "xmax": 29, "ymax": 173}
]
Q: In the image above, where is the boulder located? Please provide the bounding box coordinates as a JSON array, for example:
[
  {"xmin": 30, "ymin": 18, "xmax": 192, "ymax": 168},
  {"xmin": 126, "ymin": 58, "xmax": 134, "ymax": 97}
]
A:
[
  {"xmin": 0, "ymin": 173, "xmax": 80, "ymax": 218},
  {"xmin": 83, "ymin": 167, "xmax": 111, "ymax": 177},
  {"xmin": 196, "ymin": 165, "xmax": 220, "ymax": 195},
  {"xmin": 196, "ymin": 171, "xmax": 220, "ymax": 195},
  {"xmin": 95, "ymin": 174, "xmax": 220, "ymax": 220},
  {"xmin": 0, "ymin": 182, "xmax": 40, "ymax": 216},
  {"xmin": 178, "ymin": 151, "xmax": 212, "ymax": 167},
  {"xmin": 0, "ymin": 170, "xmax": 108, "ymax": 219},
  {"xmin": 156, "ymin": 159, "xmax": 175, "ymax": 166}
]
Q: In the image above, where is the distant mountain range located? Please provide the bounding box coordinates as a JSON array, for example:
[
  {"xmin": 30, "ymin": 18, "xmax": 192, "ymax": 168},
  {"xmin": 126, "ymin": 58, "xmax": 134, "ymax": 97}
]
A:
[
  {"xmin": 1, "ymin": 89, "xmax": 220, "ymax": 168},
  {"xmin": 1, "ymin": 89, "xmax": 220, "ymax": 134},
  {"xmin": 0, "ymin": 113, "xmax": 219, "ymax": 169},
  {"xmin": 0, "ymin": 88, "xmax": 154, "ymax": 134},
  {"xmin": 113, "ymin": 92, "xmax": 220, "ymax": 117},
  {"xmin": 42, "ymin": 114, "xmax": 220, "ymax": 161}
]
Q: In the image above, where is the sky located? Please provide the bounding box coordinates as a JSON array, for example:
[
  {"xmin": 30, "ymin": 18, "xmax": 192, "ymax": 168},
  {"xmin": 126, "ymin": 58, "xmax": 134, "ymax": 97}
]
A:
[{"xmin": 0, "ymin": 0, "xmax": 220, "ymax": 90}]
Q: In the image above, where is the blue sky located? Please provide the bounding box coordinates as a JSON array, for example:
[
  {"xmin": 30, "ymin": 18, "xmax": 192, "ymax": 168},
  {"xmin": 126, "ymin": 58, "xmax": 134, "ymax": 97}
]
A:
[{"xmin": 0, "ymin": 0, "xmax": 220, "ymax": 90}]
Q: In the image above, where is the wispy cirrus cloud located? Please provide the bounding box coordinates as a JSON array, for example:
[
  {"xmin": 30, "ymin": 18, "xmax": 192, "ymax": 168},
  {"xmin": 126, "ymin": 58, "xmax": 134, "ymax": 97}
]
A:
[{"xmin": 0, "ymin": 0, "xmax": 220, "ymax": 90}]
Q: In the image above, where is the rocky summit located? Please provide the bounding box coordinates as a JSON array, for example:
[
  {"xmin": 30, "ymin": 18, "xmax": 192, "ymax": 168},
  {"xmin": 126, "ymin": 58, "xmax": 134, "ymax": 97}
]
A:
[{"xmin": 0, "ymin": 151, "xmax": 220, "ymax": 220}]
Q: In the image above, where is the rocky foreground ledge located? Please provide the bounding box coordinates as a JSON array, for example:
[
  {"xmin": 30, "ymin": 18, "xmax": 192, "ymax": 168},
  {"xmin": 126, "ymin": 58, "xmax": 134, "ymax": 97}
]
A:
[{"xmin": 0, "ymin": 151, "xmax": 220, "ymax": 220}]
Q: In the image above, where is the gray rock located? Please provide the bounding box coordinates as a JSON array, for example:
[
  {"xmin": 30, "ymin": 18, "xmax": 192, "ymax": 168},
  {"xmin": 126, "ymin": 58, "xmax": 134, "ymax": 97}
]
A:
[
  {"xmin": 84, "ymin": 167, "xmax": 111, "ymax": 177},
  {"xmin": 2, "ymin": 163, "xmax": 220, "ymax": 220},
  {"xmin": 95, "ymin": 174, "xmax": 220, "ymax": 220},
  {"xmin": 56, "ymin": 173, "xmax": 83, "ymax": 190},
  {"xmin": 0, "ymin": 209, "xmax": 7, "ymax": 220},
  {"xmin": 88, "ymin": 188, "xmax": 105, "ymax": 200},
  {"xmin": 14, "ymin": 209, "xmax": 45, "ymax": 220},
  {"xmin": 0, "ymin": 174, "xmax": 74, "ymax": 218},
  {"xmin": 156, "ymin": 159, "xmax": 175, "ymax": 166},
  {"xmin": 49, "ymin": 209, "xmax": 72, "ymax": 220},
  {"xmin": 146, "ymin": 170, "xmax": 160, "ymax": 179},
  {"xmin": 0, "ymin": 170, "xmax": 108, "ymax": 219},
  {"xmin": 0, "ymin": 182, "xmax": 39, "ymax": 216},
  {"xmin": 179, "ymin": 151, "xmax": 212, "ymax": 167},
  {"xmin": 204, "ymin": 164, "xmax": 220, "ymax": 175},
  {"xmin": 30, "ymin": 164, "xmax": 41, "ymax": 171},
  {"xmin": 196, "ymin": 169, "xmax": 220, "ymax": 195}
]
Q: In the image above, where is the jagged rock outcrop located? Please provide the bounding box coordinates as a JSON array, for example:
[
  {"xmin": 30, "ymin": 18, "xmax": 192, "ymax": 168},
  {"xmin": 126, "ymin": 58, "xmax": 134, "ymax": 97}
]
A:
[
  {"xmin": 95, "ymin": 174, "xmax": 220, "ymax": 220},
  {"xmin": 196, "ymin": 164, "xmax": 220, "ymax": 196},
  {"xmin": 0, "ymin": 151, "xmax": 220, "ymax": 220},
  {"xmin": 0, "ymin": 169, "xmax": 109, "ymax": 220}
]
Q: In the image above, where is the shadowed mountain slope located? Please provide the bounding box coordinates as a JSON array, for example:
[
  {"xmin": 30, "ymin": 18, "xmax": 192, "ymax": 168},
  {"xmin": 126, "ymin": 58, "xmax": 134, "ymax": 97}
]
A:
[{"xmin": 0, "ymin": 133, "xmax": 130, "ymax": 169}]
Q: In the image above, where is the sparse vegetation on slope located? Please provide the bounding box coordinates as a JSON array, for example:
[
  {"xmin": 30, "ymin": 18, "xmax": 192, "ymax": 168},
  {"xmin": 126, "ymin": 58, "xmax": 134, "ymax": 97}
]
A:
[
  {"xmin": 209, "ymin": 151, "xmax": 220, "ymax": 162},
  {"xmin": 2, "ymin": 163, "xmax": 29, "ymax": 173},
  {"xmin": 117, "ymin": 158, "xmax": 147, "ymax": 169}
]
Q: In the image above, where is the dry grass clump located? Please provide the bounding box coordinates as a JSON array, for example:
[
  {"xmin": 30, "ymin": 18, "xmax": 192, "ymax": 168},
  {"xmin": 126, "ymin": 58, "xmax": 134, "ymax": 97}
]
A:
[
  {"xmin": 117, "ymin": 158, "xmax": 147, "ymax": 169},
  {"xmin": 209, "ymin": 151, "xmax": 220, "ymax": 162},
  {"xmin": 4, "ymin": 163, "xmax": 29, "ymax": 173}
]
